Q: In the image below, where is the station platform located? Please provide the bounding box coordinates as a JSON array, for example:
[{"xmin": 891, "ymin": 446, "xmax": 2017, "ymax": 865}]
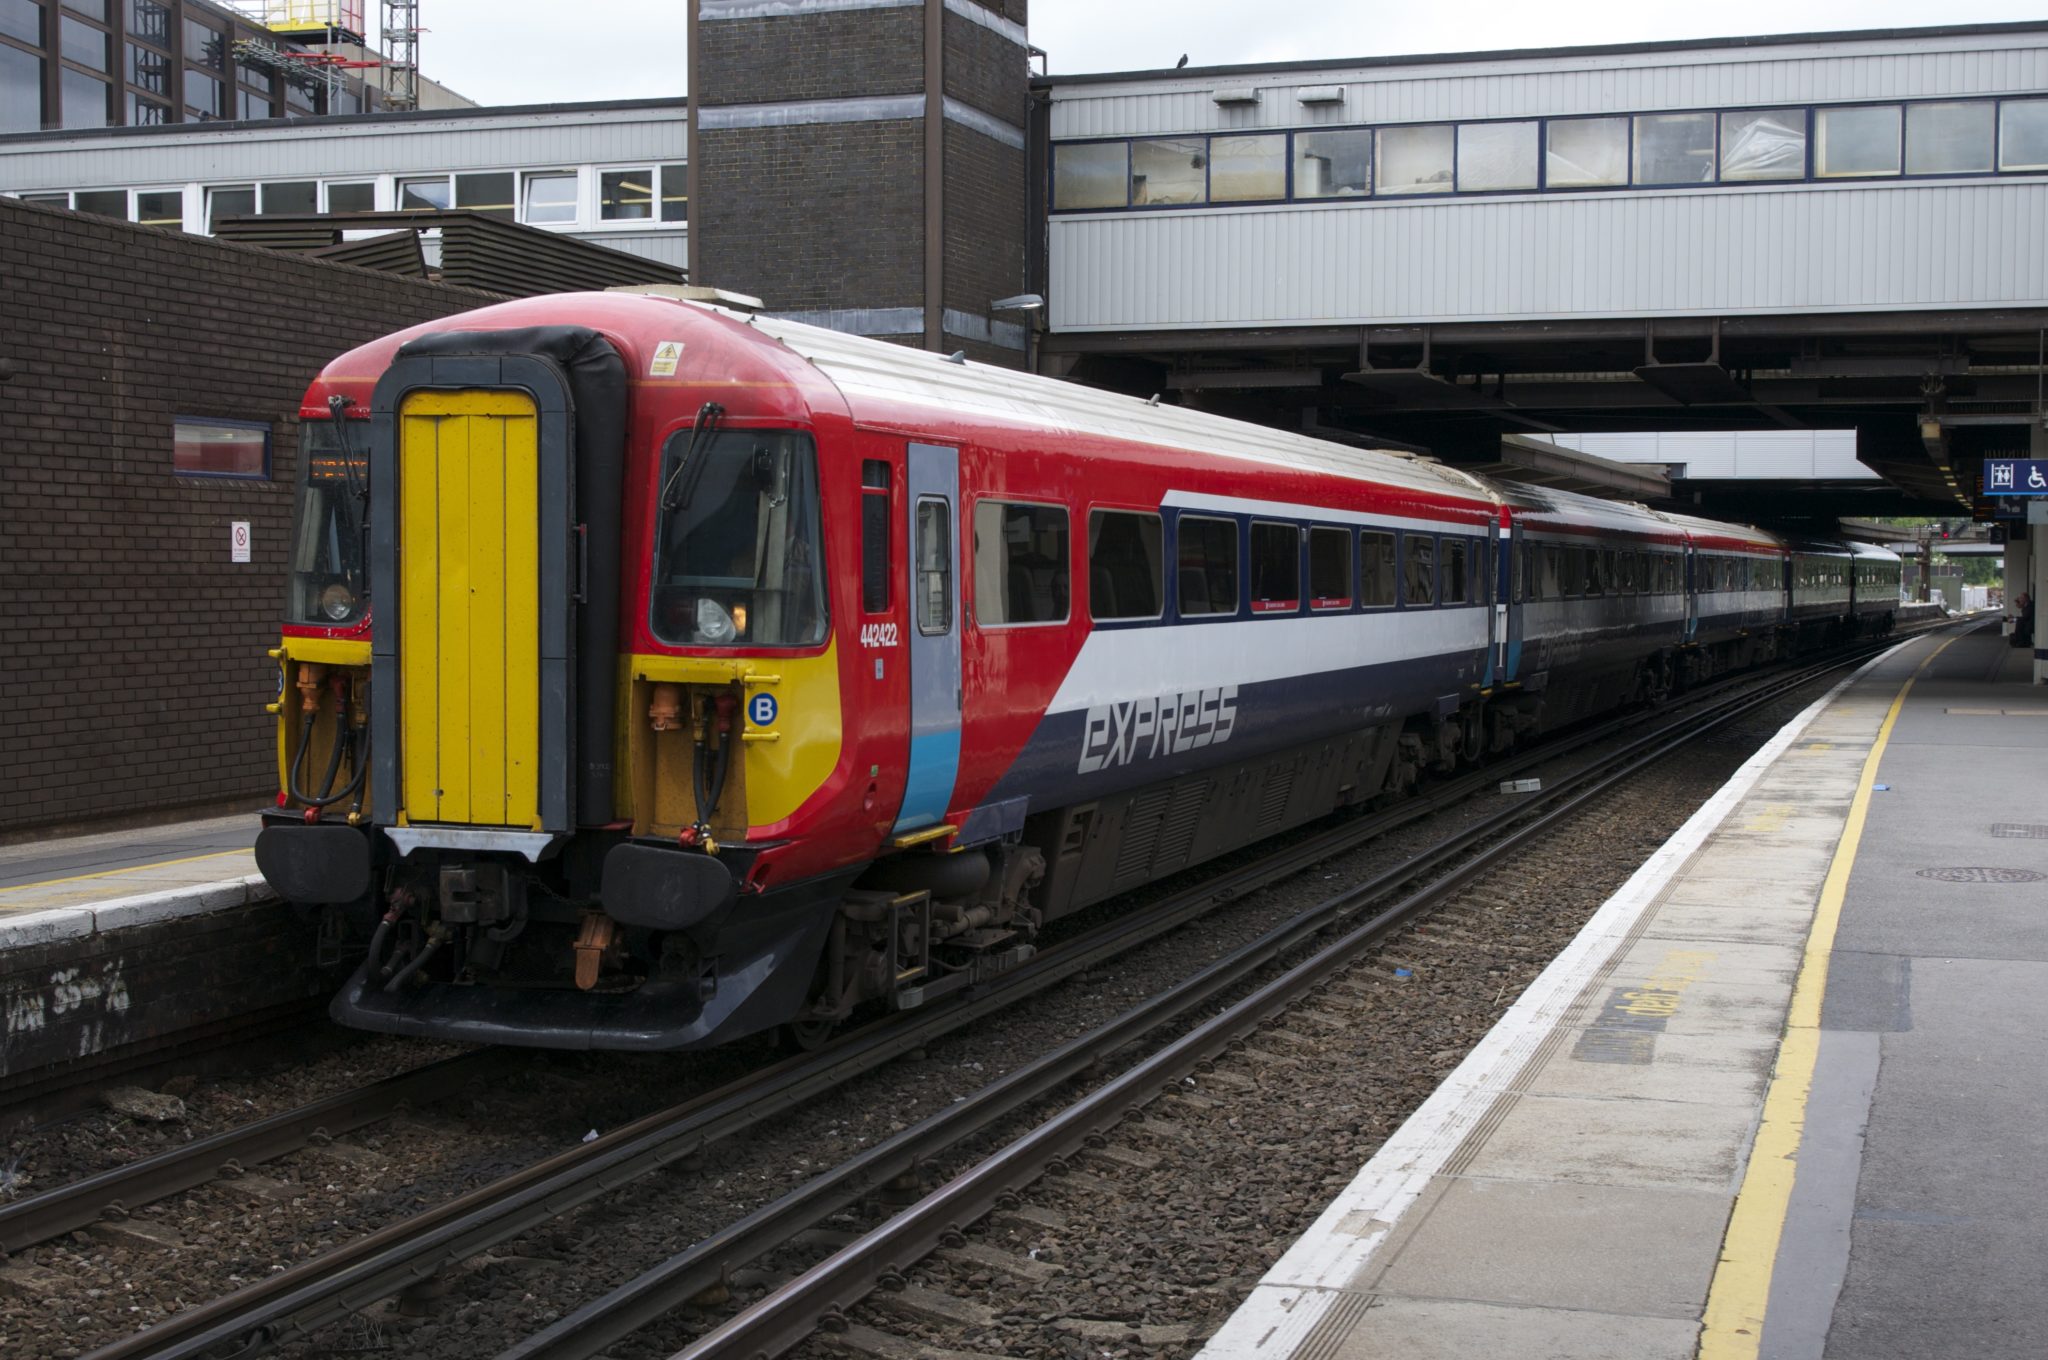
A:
[
  {"xmin": 0, "ymin": 812, "xmax": 260, "ymax": 920},
  {"xmin": 1199, "ymin": 621, "xmax": 2046, "ymax": 1360}
]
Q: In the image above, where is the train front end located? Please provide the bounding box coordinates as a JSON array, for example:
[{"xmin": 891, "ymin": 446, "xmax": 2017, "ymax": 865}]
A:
[{"xmin": 254, "ymin": 296, "xmax": 871, "ymax": 1051}]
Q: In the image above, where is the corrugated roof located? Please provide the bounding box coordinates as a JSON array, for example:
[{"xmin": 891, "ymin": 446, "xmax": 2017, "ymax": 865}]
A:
[{"xmin": 215, "ymin": 210, "xmax": 684, "ymax": 297}]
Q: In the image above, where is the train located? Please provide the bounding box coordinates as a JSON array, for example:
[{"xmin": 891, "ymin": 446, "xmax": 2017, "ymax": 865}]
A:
[{"xmin": 255, "ymin": 290, "xmax": 1901, "ymax": 1051}]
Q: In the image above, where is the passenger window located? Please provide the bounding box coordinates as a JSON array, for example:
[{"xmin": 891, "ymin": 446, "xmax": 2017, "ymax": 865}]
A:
[
  {"xmin": 1442, "ymin": 539, "xmax": 1470, "ymax": 605},
  {"xmin": 861, "ymin": 460, "xmax": 890, "ymax": 613},
  {"xmin": 1474, "ymin": 538, "xmax": 1491, "ymax": 604},
  {"xmin": 914, "ymin": 498, "xmax": 952, "ymax": 635},
  {"xmin": 1176, "ymin": 514, "xmax": 1239, "ymax": 617},
  {"xmin": 1585, "ymin": 547, "xmax": 1607, "ymax": 597},
  {"xmin": 1403, "ymin": 534, "xmax": 1436, "ymax": 606},
  {"xmin": 1360, "ymin": 530, "xmax": 1397, "ymax": 607},
  {"xmin": 1542, "ymin": 544, "xmax": 1565, "ymax": 600},
  {"xmin": 1087, "ymin": 509, "xmax": 1164, "ymax": 621},
  {"xmin": 1309, "ymin": 526, "xmax": 1352, "ymax": 609},
  {"xmin": 1565, "ymin": 546, "xmax": 1588, "ymax": 597},
  {"xmin": 1250, "ymin": 521, "xmax": 1300, "ymax": 613},
  {"xmin": 1514, "ymin": 541, "xmax": 1527, "ymax": 603},
  {"xmin": 973, "ymin": 501, "xmax": 1069, "ymax": 626}
]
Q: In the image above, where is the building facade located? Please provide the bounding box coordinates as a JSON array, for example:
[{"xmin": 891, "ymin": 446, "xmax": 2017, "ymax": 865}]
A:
[
  {"xmin": 0, "ymin": 97, "xmax": 688, "ymax": 266},
  {"xmin": 0, "ymin": 0, "xmax": 469, "ymax": 136}
]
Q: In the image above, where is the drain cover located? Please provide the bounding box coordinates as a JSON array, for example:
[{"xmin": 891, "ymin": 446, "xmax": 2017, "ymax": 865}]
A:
[
  {"xmin": 1915, "ymin": 867, "xmax": 2047, "ymax": 884},
  {"xmin": 1991, "ymin": 824, "xmax": 2048, "ymax": 839}
]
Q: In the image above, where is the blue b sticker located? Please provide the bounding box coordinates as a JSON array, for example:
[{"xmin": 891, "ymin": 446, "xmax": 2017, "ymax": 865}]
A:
[{"xmin": 748, "ymin": 692, "xmax": 779, "ymax": 726}]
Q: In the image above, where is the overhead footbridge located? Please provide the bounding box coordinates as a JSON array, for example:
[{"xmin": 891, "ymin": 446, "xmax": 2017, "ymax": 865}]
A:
[{"xmin": 1033, "ymin": 22, "xmax": 2048, "ymax": 520}]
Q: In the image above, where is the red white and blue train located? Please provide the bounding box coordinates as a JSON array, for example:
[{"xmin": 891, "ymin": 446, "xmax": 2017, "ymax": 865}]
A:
[{"xmin": 255, "ymin": 291, "xmax": 1901, "ymax": 1050}]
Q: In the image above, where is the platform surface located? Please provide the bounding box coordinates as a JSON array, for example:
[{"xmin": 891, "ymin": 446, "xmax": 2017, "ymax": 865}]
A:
[
  {"xmin": 1198, "ymin": 623, "xmax": 2047, "ymax": 1360},
  {"xmin": 0, "ymin": 813, "xmax": 259, "ymax": 918}
]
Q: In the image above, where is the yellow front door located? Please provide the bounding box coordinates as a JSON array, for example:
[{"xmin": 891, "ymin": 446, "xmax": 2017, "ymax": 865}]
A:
[{"xmin": 398, "ymin": 390, "xmax": 542, "ymax": 828}]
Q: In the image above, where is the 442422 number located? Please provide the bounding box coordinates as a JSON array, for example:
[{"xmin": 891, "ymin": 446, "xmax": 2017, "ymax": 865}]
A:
[{"xmin": 859, "ymin": 622, "xmax": 900, "ymax": 649}]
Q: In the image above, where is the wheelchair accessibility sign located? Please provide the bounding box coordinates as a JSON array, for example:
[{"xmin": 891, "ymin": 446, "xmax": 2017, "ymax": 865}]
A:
[
  {"xmin": 748, "ymin": 692, "xmax": 779, "ymax": 726},
  {"xmin": 1985, "ymin": 459, "xmax": 2048, "ymax": 495}
]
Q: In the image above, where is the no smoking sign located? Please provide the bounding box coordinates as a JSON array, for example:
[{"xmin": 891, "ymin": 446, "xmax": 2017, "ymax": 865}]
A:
[{"xmin": 230, "ymin": 521, "xmax": 251, "ymax": 563}]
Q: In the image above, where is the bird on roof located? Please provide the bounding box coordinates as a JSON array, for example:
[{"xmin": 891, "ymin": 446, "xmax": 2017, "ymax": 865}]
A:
[{"xmin": 1176, "ymin": 54, "xmax": 1189, "ymax": 68}]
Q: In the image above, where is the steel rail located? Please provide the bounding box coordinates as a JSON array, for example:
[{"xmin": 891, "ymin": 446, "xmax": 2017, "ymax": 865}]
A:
[
  {"xmin": 0, "ymin": 1050, "xmax": 502, "ymax": 1256},
  {"xmin": 511, "ymin": 646, "xmax": 1899, "ymax": 1360},
  {"xmin": 671, "ymin": 645, "xmax": 1892, "ymax": 1360},
  {"xmin": 81, "ymin": 636, "xmax": 1914, "ymax": 1360}
]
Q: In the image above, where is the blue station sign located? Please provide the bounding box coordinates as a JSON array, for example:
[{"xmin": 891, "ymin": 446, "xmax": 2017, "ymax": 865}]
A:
[{"xmin": 1984, "ymin": 459, "xmax": 2048, "ymax": 496}]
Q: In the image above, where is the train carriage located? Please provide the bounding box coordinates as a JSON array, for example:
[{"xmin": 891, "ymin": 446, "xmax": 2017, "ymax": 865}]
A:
[
  {"xmin": 1847, "ymin": 539, "xmax": 1903, "ymax": 636},
  {"xmin": 1499, "ymin": 486, "xmax": 1690, "ymax": 721},
  {"xmin": 256, "ymin": 291, "xmax": 1897, "ymax": 1052}
]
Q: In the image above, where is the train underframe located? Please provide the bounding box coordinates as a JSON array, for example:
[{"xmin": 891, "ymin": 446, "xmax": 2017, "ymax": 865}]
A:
[{"xmin": 275, "ymin": 616, "xmax": 1894, "ymax": 1051}]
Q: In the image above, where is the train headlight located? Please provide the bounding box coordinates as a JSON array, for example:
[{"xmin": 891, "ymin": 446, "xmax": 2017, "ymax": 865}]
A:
[
  {"xmin": 319, "ymin": 583, "xmax": 356, "ymax": 622},
  {"xmin": 694, "ymin": 597, "xmax": 738, "ymax": 644}
]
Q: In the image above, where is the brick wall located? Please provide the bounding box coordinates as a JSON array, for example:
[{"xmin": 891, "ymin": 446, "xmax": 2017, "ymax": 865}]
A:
[
  {"xmin": 692, "ymin": 0, "xmax": 1030, "ymax": 365},
  {"xmin": 0, "ymin": 196, "xmax": 494, "ymax": 835},
  {"xmin": 694, "ymin": 9, "xmax": 924, "ymax": 106},
  {"xmin": 696, "ymin": 121, "xmax": 927, "ymax": 316}
]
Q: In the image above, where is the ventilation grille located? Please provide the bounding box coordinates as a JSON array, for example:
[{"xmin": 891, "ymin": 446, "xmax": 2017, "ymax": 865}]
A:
[
  {"xmin": 1115, "ymin": 789, "xmax": 1171, "ymax": 884},
  {"xmin": 1151, "ymin": 781, "xmax": 1213, "ymax": 876},
  {"xmin": 1256, "ymin": 767, "xmax": 1296, "ymax": 835}
]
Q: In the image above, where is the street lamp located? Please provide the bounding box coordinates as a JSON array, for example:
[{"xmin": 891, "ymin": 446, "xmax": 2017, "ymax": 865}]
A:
[{"xmin": 991, "ymin": 294, "xmax": 1045, "ymax": 373}]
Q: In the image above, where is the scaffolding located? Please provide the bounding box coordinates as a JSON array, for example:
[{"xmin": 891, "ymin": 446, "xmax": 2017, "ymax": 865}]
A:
[
  {"xmin": 230, "ymin": 1, "xmax": 367, "ymax": 44},
  {"xmin": 380, "ymin": 0, "xmax": 420, "ymax": 111}
]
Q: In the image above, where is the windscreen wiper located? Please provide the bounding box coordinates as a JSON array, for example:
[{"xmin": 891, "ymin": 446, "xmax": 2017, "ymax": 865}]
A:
[{"xmin": 659, "ymin": 401, "xmax": 727, "ymax": 512}]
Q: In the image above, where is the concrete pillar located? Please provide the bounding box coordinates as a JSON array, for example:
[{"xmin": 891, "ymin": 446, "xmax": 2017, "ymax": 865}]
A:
[
  {"xmin": 2008, "ymin": 530, "xmax": 2031, "ymax": 632},
  {"xmin": 2036, "ymin": 419, "xmax": 2048, "ymax": 683}
]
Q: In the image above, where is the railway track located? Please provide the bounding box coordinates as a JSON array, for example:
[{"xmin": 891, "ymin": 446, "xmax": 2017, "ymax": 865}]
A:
[
  {"xmin": 48, "ymin": 634, "xmax": 1923, "ymax": 1360},
  {"xmin": 512, "ymin": 645, "xmax": 1889, "ymax": 1360}
]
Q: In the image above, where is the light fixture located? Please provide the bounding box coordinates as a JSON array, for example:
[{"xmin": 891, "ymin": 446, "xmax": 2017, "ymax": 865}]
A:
[{"xmin": 991, "ymin": 293, "xmax": 1044, "ymax": 313}]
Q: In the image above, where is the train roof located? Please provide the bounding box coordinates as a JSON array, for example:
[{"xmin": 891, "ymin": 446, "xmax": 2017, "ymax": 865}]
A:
[
  {"xmin": 1648, "ymin": 509, "xmax": 1784, "ymax": 553},
  {"xmin": 716, "ymin": 303, "xmax": 1499, "ymax": 506}
]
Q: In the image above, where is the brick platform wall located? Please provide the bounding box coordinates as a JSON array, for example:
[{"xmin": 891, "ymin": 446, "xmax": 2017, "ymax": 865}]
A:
[{"xmin": 0, "ymin": 196, "xmax": 494, "ymax": 836}]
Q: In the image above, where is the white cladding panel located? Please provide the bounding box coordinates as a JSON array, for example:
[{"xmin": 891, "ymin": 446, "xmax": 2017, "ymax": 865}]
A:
[
  {"xmin": 1548, "ymin": 431, "xmax": 1880, "ymax": 481},
  {"xmin": 0, "ymin": 106, "xmax": 686, "ymax": 189},
  {"xmin": 1048, "ymin": 179, "xmax": 2048, "ymax": 330},
  {"xmin": 1049, "ymin": 33, "xmax": 2048, "ymax": 138}
]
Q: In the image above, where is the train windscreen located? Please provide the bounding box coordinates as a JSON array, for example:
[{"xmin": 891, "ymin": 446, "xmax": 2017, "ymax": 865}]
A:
[{"xmin": 651, "ymin": 429, "xmax": 828, "ymax": 648}]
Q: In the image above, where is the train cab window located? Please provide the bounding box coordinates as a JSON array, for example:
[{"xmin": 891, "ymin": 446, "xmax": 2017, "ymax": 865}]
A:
[
  {"xmin": 1087, "ymin": 509, "xmax": 1164, "ymax": 621},
  {"xmin": 1360, "ymin": 530, "xmax": 1397, "ymax": 607},
  {"xmin": 1403, "ymin": 534, "xmax": 1436, "ymax": 606},
  {"xmin": 974, "ymin": 501, "xmax": 1069, "ymax": 626},
  {"xmin": 915, "ymin": 498, "xmax": 952, "ymax": 635},
  {"xmin": 1177, "ymin": 514, "xmax": 1239, "ymax": 617},
  {"xmin": 651, "ymin": 428, "xmax": 828, "ymax": 648},
  {"xmin": 1309, "ymin": 526, "xmax": 1352, "ymax": 609},
  {"xmin": 286, "ymin": 420, "xmax": 365, "ymax": 626},
  {"xmin": 1250, "ymin": 521, "xmax": 1300, "ymax": 613},
  {"xmin": 1442, "ymin": 539, "xmax": 1470, "ymax": 605},
  {"xmin": 860, "ymin": 460, "xmax": 890, "ymax": 613}
]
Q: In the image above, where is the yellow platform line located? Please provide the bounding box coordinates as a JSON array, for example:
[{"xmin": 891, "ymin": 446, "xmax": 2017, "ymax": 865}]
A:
[
  {"xmin": 1698, "ymin": 632, "xmax": 1959, "ymax": 1359},
  {"xmin": 0, "ymin": 848, "xmax": 254, "ymax": 898}
]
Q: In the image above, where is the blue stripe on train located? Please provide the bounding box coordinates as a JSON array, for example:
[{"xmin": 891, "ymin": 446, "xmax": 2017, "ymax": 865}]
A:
[{"xmin": 894, "ymin": 728, "xmax": 961, "ymax": 834}]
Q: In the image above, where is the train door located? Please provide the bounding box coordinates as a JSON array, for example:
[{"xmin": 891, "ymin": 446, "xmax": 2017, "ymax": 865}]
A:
[
  {"xmin": 895, "ymin": 443, "xmax": 962, "ymax": 836},
  {"xmin": 1683, "ymin": 541, "xmax": 1699, "ymax": 643},
  {"xmin": 1499, "ymin": 520, "xmax": 1522, "ymax": 682},
  {"xmin": 396, "ymin": 390, "xmax": 544, "ymax": 829}
]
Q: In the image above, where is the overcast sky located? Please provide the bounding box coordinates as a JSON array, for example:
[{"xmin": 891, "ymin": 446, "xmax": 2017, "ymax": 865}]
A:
[{"xmin": 400, "ymin": 1, "xmax": 2045, "ymax": 107}]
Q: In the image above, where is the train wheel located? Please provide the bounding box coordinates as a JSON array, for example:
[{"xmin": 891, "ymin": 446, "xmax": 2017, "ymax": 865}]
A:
[{"xmin": 778, "ymin": 1017, "xmax": 838, "ymax": 1053}]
